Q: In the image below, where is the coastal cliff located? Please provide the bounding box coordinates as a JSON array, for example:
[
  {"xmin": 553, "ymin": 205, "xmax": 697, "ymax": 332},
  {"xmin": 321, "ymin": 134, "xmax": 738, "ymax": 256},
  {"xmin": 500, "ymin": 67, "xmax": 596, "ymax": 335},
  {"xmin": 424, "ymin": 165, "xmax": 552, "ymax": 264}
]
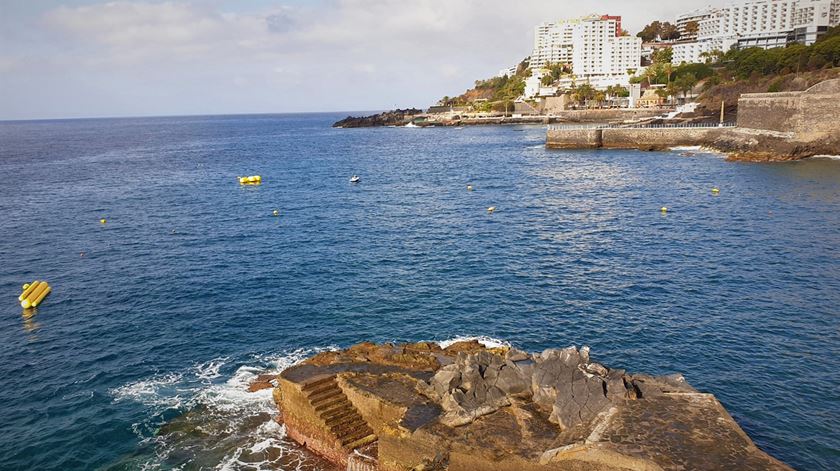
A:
[{"xmin": 266, "ymin": 340, "xmax": 791, "ymax": 471}]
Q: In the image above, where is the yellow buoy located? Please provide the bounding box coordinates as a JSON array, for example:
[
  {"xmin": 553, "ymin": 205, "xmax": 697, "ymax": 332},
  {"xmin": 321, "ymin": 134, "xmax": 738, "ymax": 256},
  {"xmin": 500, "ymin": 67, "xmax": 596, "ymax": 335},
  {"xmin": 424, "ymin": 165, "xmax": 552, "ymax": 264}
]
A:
[
  {"xmin": 660, "ymin": 207, "xmax": 668, "ymax": 213},
  {"xmin": 239, "ymin": 175, "xmax": 262, "ymax": 185},
  {"xmin": 22, "ymin": 281, "xmax": 49, "ymax": 309},
  {"xmin": 272, "ymin": 210, "xmax": 279, "ymax": 217},
  {"xmin": 19, "ymin": 281, "xmax": 41, "ymax": 301},
  {"xmin": 31, "ymin": 285, "xmax": 51, "ymax": 307},
  {"xmin": 487, "ymin": 206, "xmax": 496, "ymax": 213},
  {"xmin": 467, "ymin": 185, "xmax": 474, "ymax": 191},
  {"xmin": 711, "ymin": 187, "xmax": 720, "ymax": 194},
  {"xmin": 100, "ymin": 218, "xmax": 107, "ymax": 224}
]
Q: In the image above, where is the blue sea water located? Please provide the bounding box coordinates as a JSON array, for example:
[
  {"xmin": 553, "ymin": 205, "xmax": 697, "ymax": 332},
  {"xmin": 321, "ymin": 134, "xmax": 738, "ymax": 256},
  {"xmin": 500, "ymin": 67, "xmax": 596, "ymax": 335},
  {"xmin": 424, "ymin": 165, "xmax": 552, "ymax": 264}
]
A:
[{"xmin": 0, "ymin": 113, "xmax": 838, "ymax": 470}]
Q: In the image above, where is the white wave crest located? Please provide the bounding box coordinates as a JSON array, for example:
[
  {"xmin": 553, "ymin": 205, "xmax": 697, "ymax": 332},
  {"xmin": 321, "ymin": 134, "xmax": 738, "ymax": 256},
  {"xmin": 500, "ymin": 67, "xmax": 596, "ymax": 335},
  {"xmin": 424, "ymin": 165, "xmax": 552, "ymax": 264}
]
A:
[
  {"xmin": 110, "ymin": 372, "xmax": 184, "ymax": 409},
  {"xmin": 437, "ymin": 335, "xmax": 512, "ymax": 349},
  {"xmin": 109, "ymin": 347, "xmax": 332, "ymax": 469},
  {"xmin": 195, "ymin": 358, "xmax": 228, "ymax": 380}
]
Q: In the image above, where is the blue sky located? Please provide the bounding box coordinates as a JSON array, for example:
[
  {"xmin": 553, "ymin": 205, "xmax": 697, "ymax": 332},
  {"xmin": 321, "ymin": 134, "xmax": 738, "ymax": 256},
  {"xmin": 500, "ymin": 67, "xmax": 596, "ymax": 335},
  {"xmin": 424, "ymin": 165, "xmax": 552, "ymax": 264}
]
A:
[{"xmin": 0, "ymin": 1, "xmax": 699, "ymax": 120}]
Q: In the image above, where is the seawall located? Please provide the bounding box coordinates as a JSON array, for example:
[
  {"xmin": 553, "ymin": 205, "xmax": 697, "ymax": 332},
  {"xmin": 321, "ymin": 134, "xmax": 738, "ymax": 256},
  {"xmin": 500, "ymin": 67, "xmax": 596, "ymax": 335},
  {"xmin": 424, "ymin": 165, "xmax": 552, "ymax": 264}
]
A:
[{"xmin": 547, "ymin": 127, "xmax": 726, "ymax": 151}]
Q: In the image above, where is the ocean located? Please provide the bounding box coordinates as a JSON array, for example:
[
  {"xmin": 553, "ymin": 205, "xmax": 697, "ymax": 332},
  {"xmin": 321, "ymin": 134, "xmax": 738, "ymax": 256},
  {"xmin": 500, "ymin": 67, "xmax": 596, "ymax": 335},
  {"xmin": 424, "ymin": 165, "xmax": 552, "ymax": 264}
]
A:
[{"xmin": 0, "ymin": 113, "xmax": 838, "ymax": 470}]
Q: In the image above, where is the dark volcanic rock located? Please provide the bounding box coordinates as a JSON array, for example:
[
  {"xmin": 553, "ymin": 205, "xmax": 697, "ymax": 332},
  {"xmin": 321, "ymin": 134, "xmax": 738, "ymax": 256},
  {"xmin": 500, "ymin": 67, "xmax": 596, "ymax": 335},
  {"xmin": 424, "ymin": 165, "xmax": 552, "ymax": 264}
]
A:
[{"xmin": 332, "ymin": 108, "xmax": 423, "ymax": 128}]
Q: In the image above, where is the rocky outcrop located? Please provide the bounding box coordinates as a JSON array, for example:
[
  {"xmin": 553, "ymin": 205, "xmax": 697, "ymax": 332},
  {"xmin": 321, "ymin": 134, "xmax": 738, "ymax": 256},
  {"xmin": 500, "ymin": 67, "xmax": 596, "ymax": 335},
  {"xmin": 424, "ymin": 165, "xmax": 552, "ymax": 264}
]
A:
[
  {"xmin": 712, "ymin": 127, "xmax": 840, "ymax": 162},
  {"xmin": 274, "ymin": 340, "xmax": 791, "ymax": 471},
  {"xmin": 333, "ymin": 109, "xmax": 423, "ymax": 128}
]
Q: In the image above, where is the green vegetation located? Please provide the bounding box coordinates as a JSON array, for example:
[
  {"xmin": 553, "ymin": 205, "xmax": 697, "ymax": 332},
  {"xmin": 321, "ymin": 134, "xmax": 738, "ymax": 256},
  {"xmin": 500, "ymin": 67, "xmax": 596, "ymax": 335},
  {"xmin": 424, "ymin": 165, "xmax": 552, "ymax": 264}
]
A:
[
  {"xmin": 440, "ymin": 57, "xmax": 530, "ymax": 111},
  {"xmin": 684, "ymin": 21, "xmax": 699, "ymax": 37},
  {"xmin": 637, "ymin": 21, "xmax": 680, "ymax": 42},
  {"xmin": 606, "ymin": 85, "xmax": 630, "ymax": 97},
  {"xmin": 540, "ymin": 62, "xmax": 572, "ymax": 86},
  {"xmin": 651, "ymin": 47, "xmax": 673, "ymax": 65},
  {"xmin": 631, "ymin": 61, "xmax": 712, "ymax": 87},
  {"xmin": 720, "ymin": 32, "xmax": 840, "ymax": 78}
]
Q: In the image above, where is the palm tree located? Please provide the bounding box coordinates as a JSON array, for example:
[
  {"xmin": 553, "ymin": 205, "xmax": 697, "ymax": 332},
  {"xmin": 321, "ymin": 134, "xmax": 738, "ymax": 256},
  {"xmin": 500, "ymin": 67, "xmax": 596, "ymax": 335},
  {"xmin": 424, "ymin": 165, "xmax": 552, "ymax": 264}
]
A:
[{"xmin": 643, "ymin": 67, "xmax": 653, "ymax": 87}]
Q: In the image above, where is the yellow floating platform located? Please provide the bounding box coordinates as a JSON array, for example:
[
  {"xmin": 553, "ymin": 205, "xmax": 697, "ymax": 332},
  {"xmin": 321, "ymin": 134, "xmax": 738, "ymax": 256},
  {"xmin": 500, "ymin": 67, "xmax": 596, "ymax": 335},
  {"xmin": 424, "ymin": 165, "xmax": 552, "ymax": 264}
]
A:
[
  {"xmin": 239, "ymin": 175, "xmax": 262, "ymax": 185},
  {"xmin": 19, "ymin": 280, "xmax": 51, "ymax": 309}
]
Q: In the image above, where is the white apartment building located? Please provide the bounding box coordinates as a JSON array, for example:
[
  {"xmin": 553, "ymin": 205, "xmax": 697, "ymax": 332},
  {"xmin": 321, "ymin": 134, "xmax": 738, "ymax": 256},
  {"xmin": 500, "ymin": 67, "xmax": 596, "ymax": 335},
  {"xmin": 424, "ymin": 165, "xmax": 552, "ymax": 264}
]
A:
[
  {"xmin": 529, "ymin": 15, "xmax": 641, "ymax": 96},
  {"xmin": 791, "ymin": 0, "xmax": 838, "ymax": 44},
  {"xmin": 676, "ymin": 6, "xmax": 719, "ymax": 40},
  {"xmin": 531, "ymin": 20, "xmax": 577, "ymax": 68},
  {"xmin": 673, "ymin": 0, "xmax": 839, "ymax": 63},
  {"xmin": 699, "ymin": 0, "xmax": 838, "ymax": 48},
  {"xmin": 672, "ymin": 36, "xmax": 738, "ymax": 63}
]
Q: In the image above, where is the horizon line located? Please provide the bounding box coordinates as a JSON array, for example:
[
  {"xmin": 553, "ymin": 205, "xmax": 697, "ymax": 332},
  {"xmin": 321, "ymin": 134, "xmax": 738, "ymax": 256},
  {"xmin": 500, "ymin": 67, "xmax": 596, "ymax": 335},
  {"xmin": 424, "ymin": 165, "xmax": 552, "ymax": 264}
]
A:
[{"xmin": 0, "ymin": 109, "xmax": 410, "ymax": 124}]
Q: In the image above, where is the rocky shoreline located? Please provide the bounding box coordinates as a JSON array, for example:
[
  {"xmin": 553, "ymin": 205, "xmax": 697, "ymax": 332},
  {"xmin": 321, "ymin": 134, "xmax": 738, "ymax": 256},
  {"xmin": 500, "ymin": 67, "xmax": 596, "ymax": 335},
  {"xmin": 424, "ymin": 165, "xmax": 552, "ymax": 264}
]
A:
[
  {"xmin": 257, "ymin": 340, "xmax": 791, "ymax": 471},
  {"xmin": 333, "ymin": 109, "xmax": 423, "ymax": 128},
  {"xmin": 546, "ymin": 78, "xmax": 840, "ymax": 162}
]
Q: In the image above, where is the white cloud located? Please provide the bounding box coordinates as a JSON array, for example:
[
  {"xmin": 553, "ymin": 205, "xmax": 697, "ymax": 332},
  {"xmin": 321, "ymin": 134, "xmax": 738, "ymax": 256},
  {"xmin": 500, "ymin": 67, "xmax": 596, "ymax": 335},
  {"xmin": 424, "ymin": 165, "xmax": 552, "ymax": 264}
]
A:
[{"xmin": 1, "ymin": 0, "xmax": 700, "ymax": 119}]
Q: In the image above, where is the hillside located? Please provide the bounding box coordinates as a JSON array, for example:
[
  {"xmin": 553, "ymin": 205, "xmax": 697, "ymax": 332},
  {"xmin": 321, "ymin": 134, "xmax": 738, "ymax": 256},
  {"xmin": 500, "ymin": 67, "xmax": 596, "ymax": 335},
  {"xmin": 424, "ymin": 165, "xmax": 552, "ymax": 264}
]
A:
[{"xmin": 438, "ymin": 58, "xmax": 531, "ymax": 112}]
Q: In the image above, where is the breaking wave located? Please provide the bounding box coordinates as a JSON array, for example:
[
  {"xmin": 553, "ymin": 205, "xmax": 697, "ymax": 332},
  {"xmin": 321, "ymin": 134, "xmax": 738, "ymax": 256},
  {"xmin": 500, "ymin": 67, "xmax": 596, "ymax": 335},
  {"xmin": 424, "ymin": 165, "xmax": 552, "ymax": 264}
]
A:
[
  {"xmin": 436, "ymin": 335, "xmax": 511, "ymax": 349},
  {"xmin": 108, "ymin": 349, "xmax": 336, "ymax": 470}
]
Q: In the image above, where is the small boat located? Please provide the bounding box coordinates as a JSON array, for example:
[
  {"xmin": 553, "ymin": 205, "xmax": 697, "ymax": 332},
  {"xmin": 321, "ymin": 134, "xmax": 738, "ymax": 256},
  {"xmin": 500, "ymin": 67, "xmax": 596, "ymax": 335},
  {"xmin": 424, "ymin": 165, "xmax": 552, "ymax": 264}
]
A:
[{"xmin": 350, "ymin": 175, "xmax": 361, "ymax": 183}]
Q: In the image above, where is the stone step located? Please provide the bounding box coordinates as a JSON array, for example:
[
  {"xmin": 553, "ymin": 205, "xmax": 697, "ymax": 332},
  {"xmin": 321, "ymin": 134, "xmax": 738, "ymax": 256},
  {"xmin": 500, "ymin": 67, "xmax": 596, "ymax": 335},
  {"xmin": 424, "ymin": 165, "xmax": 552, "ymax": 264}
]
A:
[
  {"xmin": 340, "ymin": 425, "xmax": 374, "ymax": 445},
  {"xmin": 325, "ymin": 411, "xmax": 364, "ymax": 429},
  {"xmin": 302, "ymin": 375, "xmax": 337, "ymax": 392},
  {"xmin": 314, "ymin": 396, "xmax": 350, "ymax": 413},
  {"xmin": 304, "ymin": 381, "xmax": 339, "ymax": 398},
  {"xmin": 320, "ymin": 403, "xmax": 355, "ymax": 421},
  {"xmin": 343, "ymin": 433, "xmax": 378, "ymax": 451},
  {"xmin": 323, "ymin": 407, "xmax": 357, "ymax": 426},
  {"xmin": 309, "ymin": 388, "xmax": 343, "ymax": 406},
  {"xmin": 331, "ymin": 418, "xmax": 370, "ymax": 438},
  {"xmin": 317, "ymin": 402, "xmax": 355, "ymax": 420}
]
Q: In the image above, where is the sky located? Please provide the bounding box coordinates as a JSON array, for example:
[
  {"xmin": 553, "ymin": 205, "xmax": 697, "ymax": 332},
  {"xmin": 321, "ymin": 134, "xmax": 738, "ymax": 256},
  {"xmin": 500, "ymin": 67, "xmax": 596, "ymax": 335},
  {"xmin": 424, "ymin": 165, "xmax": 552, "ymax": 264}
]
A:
[{"xmin": 0, "ymin": 0, "xmax": 707, "ymax": 120}]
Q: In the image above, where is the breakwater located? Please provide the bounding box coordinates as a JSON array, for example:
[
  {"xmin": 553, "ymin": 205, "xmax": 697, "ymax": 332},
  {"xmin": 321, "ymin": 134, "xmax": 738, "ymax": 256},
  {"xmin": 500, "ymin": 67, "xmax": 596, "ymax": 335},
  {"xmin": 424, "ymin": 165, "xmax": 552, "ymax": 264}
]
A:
[{"xmin": 547, "ymin": 124, "xmax": 731, "ymax": 151}]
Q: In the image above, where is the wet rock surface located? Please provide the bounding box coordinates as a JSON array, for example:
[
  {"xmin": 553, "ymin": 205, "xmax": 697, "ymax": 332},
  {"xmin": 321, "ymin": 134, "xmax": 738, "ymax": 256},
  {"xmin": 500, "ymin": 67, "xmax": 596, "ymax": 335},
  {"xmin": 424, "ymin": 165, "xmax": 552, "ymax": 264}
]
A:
[
  {"xmin": 275, "ymin": 341, "xmax": 792, "ymax": 470},
  {"xmin": 333, "ymin": 109, "xmax": 423, "ymax": 128}
]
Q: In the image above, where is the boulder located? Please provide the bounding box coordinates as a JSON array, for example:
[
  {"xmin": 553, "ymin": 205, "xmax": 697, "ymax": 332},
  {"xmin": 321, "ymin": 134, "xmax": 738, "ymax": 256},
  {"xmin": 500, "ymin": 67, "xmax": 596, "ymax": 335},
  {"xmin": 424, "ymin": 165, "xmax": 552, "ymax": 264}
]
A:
[
  {"xmin": 549, "ymin": 367, "xmax": 610, "ymax": 429},
  {"xmin": 495, "ymin": 363, "xmax": 531, "ymax": 398},
  {"xmin": 431, "ymin": 366, "xmax": 461, "ymax": 398},
  {"xmin": 532, "ymin": 347, "xmax": 582, "ymax": 408}
]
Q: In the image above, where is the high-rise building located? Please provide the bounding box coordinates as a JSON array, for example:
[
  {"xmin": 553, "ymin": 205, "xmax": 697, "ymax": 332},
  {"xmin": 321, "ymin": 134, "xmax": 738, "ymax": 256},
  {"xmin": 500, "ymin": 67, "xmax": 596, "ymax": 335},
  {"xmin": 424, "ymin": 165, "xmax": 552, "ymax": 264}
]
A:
[
  {"xmin": 792, "ymin": 0, "xmax": 837, "ymax": 44},
  {"xmin": 529, "ymin": 15, "xmax": 641, "ymax": 95},
  {"xmin": 531, "ymin": 20, "xmax": 577, "ymax": 69},
  {"xmin": 673, "ymin": 0, "xmax": 839, "ymax": 64},
  {"xmin": 676, "ymin": 7, "xmax": 719, "ymax": 40}
]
